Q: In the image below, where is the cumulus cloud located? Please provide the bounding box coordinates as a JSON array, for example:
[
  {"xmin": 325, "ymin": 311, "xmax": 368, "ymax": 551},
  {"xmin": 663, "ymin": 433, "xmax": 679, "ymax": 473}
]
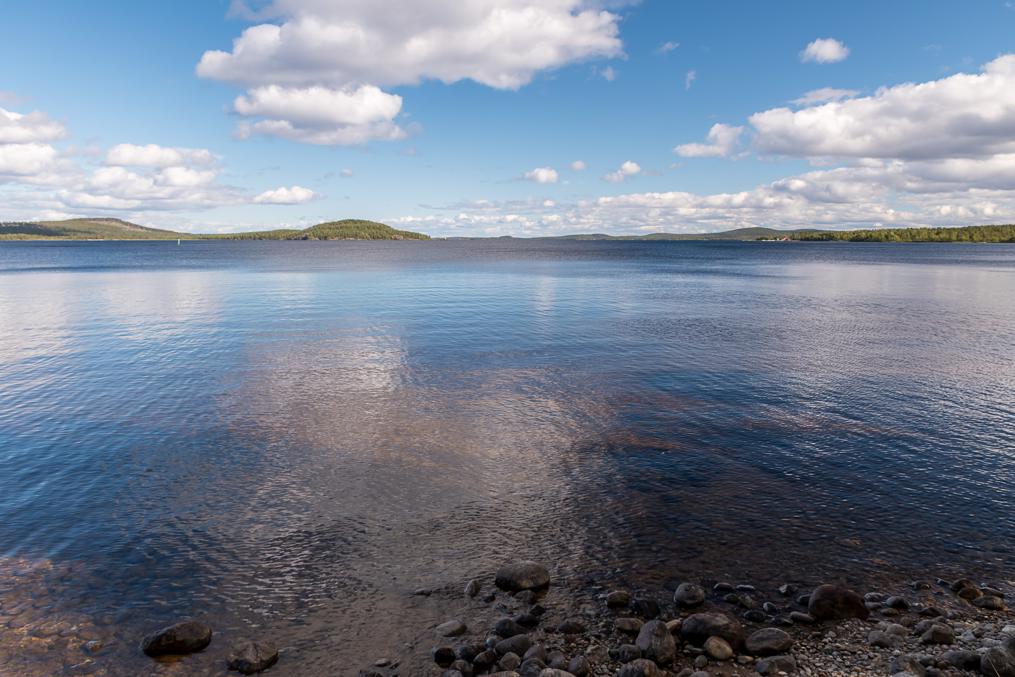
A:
[
  {"xmin": 791, "ymin": 87, "xmax": 859, "ymax": 106},
  {"xmin": 0, "ymin": 107, "xmax": 66, "ymax": 144},
  {"xmin": 570, "ymin": 160, "xmax": 587, "ymax": 171},
  {"xmin": 253, "ymin": 185, "xmax": 317, "ymax": 204},
  {"xmin": 106, "ymin": 143, "xmax": 217, "ymax": 168},
  {"xmin": 685, "ymin": 69, "xmax": 696, "ymax": 90},
  {"xmin": 800, "ymin": 38, "xmax": 850, "ymax": 64},
  {"xmin": 603, "ymin": 160, "xmax": 641, "ymax": 183},
  {"xmin": 598, "ymin": 65, "xmax": 617, "ymax": 81},
  {"xmin": 198, "ymin": 0, "xmax": 625, "ymax": 145},
  {"xmin": 656, "ymin": 41, "xmax": 679, "ymax": 54},
  {"xmin": 674, "ymin": 123, "xmax": 744, "ymax": 158},
  {"xmin": 0, "ymin": 143, "xmax": 61, "ymax": 177},
  {"xmin": 524, "ymin": 166, "xmax": 560, "ymax": 184}
]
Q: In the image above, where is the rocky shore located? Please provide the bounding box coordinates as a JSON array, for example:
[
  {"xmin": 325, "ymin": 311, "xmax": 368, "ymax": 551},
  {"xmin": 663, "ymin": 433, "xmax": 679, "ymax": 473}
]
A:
[{"xmin": 365, "ymin": 561, "xmax": 1015, "ymax": 677}]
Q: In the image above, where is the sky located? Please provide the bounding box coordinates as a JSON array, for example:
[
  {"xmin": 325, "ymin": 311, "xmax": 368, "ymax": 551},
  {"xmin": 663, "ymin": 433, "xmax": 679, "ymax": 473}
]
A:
[{"xmin": 2, "ymin": 0, "xmax": 1015, "ymax": 237}]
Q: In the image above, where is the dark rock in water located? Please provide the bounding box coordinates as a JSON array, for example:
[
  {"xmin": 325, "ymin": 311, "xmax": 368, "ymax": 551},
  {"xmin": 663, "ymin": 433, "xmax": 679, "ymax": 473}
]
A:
[
  {"xmin": 227, "ymin": 640, "xmax": 278, "ymax": 675},
  {"xmin": 437, "ymin": 620, "xmax": 468, "ymax": 637},
  {"xmin": 466, "ymin": 579, "xmax": 481, "ymax": 597},
  {"xmin": 981, "ymin": 644, "xmax": 1015, "ymax": 677},
  {"xmin": 496, "ymin": 562, "xmax": 550, "ymax": 592},
  {"xmin": 974, "ymin": 595, "xmax": 1006, "ymax": 610},
  {"xmin": 885, "ymin": 595, "xmax": 910, "ymax": 610},
  {"xmin": 673, "ymin": 583, "xmax": 705, "ymax": 608},
  {"xmin": 778, "ymin": 584, "xmax": 798, "ymax": 597},
  {"xmin": 745, "ymin": 628, "xmax": 793, "ymax": 656},
  {"xmin": 607, "ymin": 591, "xmax": 631, "ymax": 608},
  {"xmin": 635, "ymin": 620, "xmax": 675, "ymax": 665},
  {"xmin": 949, "ymin": 578, "xmax": 975, "ymax": 592},
  {"xmin": 982, "ymin": 586, "xmax": 1006, "ymax": 598},
  {"xmin": 714, "ymin": 582, "xmax": 734, "ymax": 593},
  {"xmin": 557, "ymin": 618, "xmax": 586, "ymax": 634},
  {"xmin": 743, "ymin": 609, "xmax": 766, "ymax": 623},
  {"xmin": 788, "ymin": 611, "xmax": 814, "ymax": 625},
  {"xmin": 889, "ymin": 654, "xmax": 926, "ymax": 676},
  {"xmin": 912, "ymin": 580, "xmax": 932, "ymax": 591},
  {"xmin": 736, "ymin": 584, "xmax": 756, "ymax": 593},
  {"xmin": 680, "ymin": 612, "xmax": 744, "ymax": 648},
  {"xmin": 795, "ymin": 593, "xmax": 810, "ymax": 607},
  {"xmin": 616, "ymin": 658, "xmax": 662, "ymax": 677},
  {"xmin": 140, "ymin": 620, "xmax": 213, "ymax": 657},
  {"xmin": 614, "ymin": 617, "xmax": 644, "ymax": 635},
  {"xmin": 609, "ymin": 644, "xmax": 641, "ymax": 663},
  {"xmin": 773, "ymin": 615, "xmax": 794, "ymax": 627},
  {"xmin": 499, "ymin": 652, "xmax": 521, "ymax": 670},
  {"xmin": 940, "ymin": 650, "xmax": 980, "ymax": 670},
  {"xmin": 807, "ymin": 584, "xmax": 869, "ymax": 621},
  {"xmin": 762, "ymin": 602, "xmax": 780, "ymax": 614},
  {"xmin": 496, "ymin": 618, "xmax": 527, "ymax": 638},
  {"xmin": 529, "ymin": 604, "xmax": 547, "ymax": 618},
  {"xmin": 631, "ymin": 597, "xmax": 660, "ymax": 619},
  {"xmin": 920, "ymin": 623, "xmax": 954, "ymax": 645},
  {"xmin": 957, "ymin": 585, "xmax": 981, "ymax": 600},
  {"xmin": 515, "ymin": 612, "xmax": 540, "ymax": 628},
  {"xmin": 473, "ymin": 649, "xmax": 498, "ymax": 670},
  {"xmin": 568, "ymin": 656, "xmax": 590, "ymax": 677},
  {"xmin": 755, "ymin": 655, "xmax": 797, "ymax": 675},
  {"xmin": 433, "ymin": 646, "xmax": 457, "ymax": 667},
  {"xmin": 496, "ymin": 635, "xmax": 533, "ymax": 657}
]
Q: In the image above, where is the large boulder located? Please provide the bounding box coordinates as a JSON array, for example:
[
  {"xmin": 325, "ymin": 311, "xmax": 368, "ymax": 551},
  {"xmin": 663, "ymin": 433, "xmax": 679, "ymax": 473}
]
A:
[
  {"xmin": 745, "ymin": 628, "xmax": 793, "ymax": 656},
  {"xmin": 496, "ymin": 562, "xmax": 550, "ymax": 592},
  {"xmin": 140, "ymin": 620, "xmax": 213, "ymax": 657},
  {"xmin": 981, "ymin": 636, "xmax": 1015, "ymax": 677},
  {"xmin": 227, "ymin": 640, "xmax": 279, "ymax": 675},
  {"xmin": 634, "ymin": 620, "xmax": 675, "ymax": 665},
  {"xmin": 807, "ymin": 584, "xmax": 869, "ymax": 621},
  {"xmin": 680, "ymin": 612, "xmax": 744, "ymax": 648}
]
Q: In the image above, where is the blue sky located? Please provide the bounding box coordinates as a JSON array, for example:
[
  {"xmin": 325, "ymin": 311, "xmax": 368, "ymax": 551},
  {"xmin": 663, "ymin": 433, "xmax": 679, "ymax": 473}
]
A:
[{"xmin": 2, "ymin": 1, "xmax": 1015, "ymax": 235}]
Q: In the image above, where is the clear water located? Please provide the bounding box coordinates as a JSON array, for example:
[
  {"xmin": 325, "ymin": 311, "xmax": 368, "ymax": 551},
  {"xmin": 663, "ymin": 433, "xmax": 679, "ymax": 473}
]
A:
[{"xmin": 1, "ymin": 240, "xmax": 1014, "ymax": 674}]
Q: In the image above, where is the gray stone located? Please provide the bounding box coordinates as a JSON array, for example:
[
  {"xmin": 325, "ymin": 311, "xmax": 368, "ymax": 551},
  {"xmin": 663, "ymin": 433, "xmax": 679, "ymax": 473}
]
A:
[
  {"xmin": 609, "ymin": 644, "xmax": 641, "ymax": 663},
  {"xmin": 680, "ymin": 611, "xmax": 744, "ymax": 648},
  {"xmin": 755, "ymin": 655, "xmax": 797, "ymax": 675},
  {"xmin": 788, "ymin": 611, "xmax": 814, "ymax": 625},
  {"xmin": 704, "ymin": 635, "xmax": 733, "ymax": 660},
  {"xmin": 635, "ymin": 620, "xmax": 676, "ymax": 665},
  {"xmin": 140, "ymin": 620, "xmax": 213, "ymax": 657},
  {"xmin": 568, "ymin": 656, "xmax": 590, "ymax": 677},
  {"xmin": 745, "ymin": 628, "xmax": 793, "ymax": 656},
  {"xmin": 867, "ymin": 630, "xmax": 901, "ymax": 648},
  {"xmin": 433, "ymin": 646, "xmax": 457, "ymax": 667},
  {"xmin": 496, "ymin": 618, "xmax": 528, "ymax": 638},
  {"xmin": 940, "ymin": 650, "xmax": 980, "ymax": 670},
  {"xmin": 975, "ymin": 595, "xmax": 1006, "ymax": 610},
  {"xmin": 631, "ymin": 597, "xmax": 660, "ymax": 619},
  {"xmin": 227, "ymin": 640, "xmax": 278, "ymax": 675},
  {"xmin": 616, "ymin": 659, "xmax": 662, "ymax": 677},
  {"xmin": 920, "ymin": 623, "xmax": 954, "ymax": 645},
  {"xmin": 674, "ymin": 583, "xmax": 705, "ymax": 608},
  {"xmin": 496, "ymin": 635, "xmax": 533, "ymax": 657},
  {"xmin": 607, "ymin": 591, "xmax": 631, "ymax": 608},
  {"xmin": 519, "ymin": 659, "xmax": 546, "ymax": 677},
  {"xmin": 466, "ymin": 579, "xmax": 481, "ymax": 597},
  {"xmin": 500, "ymin": 653, "xmax": 522, "ymax": 670},
  {"xmin": 557, "ymin": 618, "xmax": 586, "ymax": 634},
  {"xmin": 437, "ymin": 620, "xmax": 467, "ymax": 637},
  {"xmin": 524, "ymin": 645, "xmax": 547, "ymax": 663},
  {"xmin": 615, "ymin": 618, "xmax": 643, "ymax": 635},
  {"xmin": 888, "ymin": 655, "xmax": 925, "ymax": 676},
  {"xmin": 807, "ymin": 584, "xmax": 869, "ymax": 621},
  {"xmin": 496, "ymin": 562, "xmax": 550, "ymax": 592},
  {"xmin": 538, "ymin": 671, "xmax": 576, "ymax": 677}
]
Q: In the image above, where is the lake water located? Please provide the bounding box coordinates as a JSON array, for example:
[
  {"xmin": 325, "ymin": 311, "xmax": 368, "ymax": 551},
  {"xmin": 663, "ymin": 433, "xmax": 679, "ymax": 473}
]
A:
[{"xmin": 1, "ymin": 239, "xmax": 1014, "ymax": 674}]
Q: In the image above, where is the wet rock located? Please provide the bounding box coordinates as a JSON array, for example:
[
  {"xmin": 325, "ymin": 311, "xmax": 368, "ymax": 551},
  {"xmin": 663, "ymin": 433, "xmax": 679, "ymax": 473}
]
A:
[
  {"xmin": 457, "ymin": 643, "xmax": 485, "ymax": 662},
  {"xmin": 762, "ymin": 602, "xmax": 780, "ymax": 614},
  {"xmin": 515, "ymin": 590, "xmax": 536, "ymax": 605},
  {"xmin": 788, "ymin": 611, "xmax": 814, "ymax": 624},
  {"xmin": 885, "ymin": 595, "xmax": 910, "ymax": 610},
  {"xmin": 520, "ymin": 659, "xmax": 546, "ymax": 677},
  {"xmin": 557, "ymin": 618, "xmax": 586, "ymax": 634},
  {"xmin": 743, "ymin": 609, "xmax": 766, "ymax": 623},
  {"xmin": 433, "ymin": 646, "xmax": 457, "ymax": 667},
  {"xmin": 635, "ymin": 620, "xmax": 675, "ymax": 665},
  {"xmin": 524, "ymin": 645, "xmax": 547, "ymax": 662},
  {"xmin": 609, "ymin": 644, "xmax": 641, "ymax": 663},
  {"xmin": 778, "ymin": 584, "xmax": 798, "ymax": 597},
  {"xmin": 665, "ymin": 619, "xmax": 681, "ymax": 634},
  {"xmin": 918, "ymin": 606, "xmax": 943, "ymax": 617},
  {"xmin": 496, "ymin": 635, "xmax": 533, "ymax": 657},
  {"xmin": 496, "ymin": 562, "xmax": 550, "ymax": 592},
  {"xmin": 568, "ymin": 656, "xmax": 590, "ymax": 676},
  {"xmin": 546, "ymin": 650, "xmax": 568, "ymax": 670},
  {"xmin": 912, "ymin": 580, "xmax": 932, "ymax": 590},
  {"xmin": 807, "ymin": 584, "xmax": 869, "ymax": 621},
  {"xmin": 714, "ymin": 582, "xmax": 734, "ymax": 593},
  {"xmin": 82, "ymin": 640, "xmax": 104, "ymax": 654},
  {"xmin": 227, "ymin": 640, "xmax": 279, "ymax": 675},
  {"xmin": 704, "ymin": 636, "xmax": 733, "ymax": 660},
  {"xmin": 755, "ymin": 655, "xmax": 797, "ymax": 675},
  {"xmin": 616, "ymin": 658, "xmax": 662, "ymax": 677},
  {"xmin": 607, "ymin": 591, "xmax": 631, "ymax": 608},
  {"xmin": 680, "ymin": 612, "xmax": 744, "ymax": 648},
  {"xmin": 615, "ymin": 617, "xmax": 643, "ymax": 635},
  {"xmin": 867, "ymin": 630, "xmax": 901, "ymax": 648},
  {"xmin": 437, "ymin": 620, "xmax": 468, "ymax": 637},
  {"xmin": 981, "ymin": 647, "xmax": 1015, "ymax": 677},
  {"xmin": 500, "ymin": 652, "xmax": 522, "ymax": 670},
  {"xmin": 586, "ymin": 645, "xmax": 609, "ymax": 664},
  {"xmin": 975, "ymin": 595, "xmax": 1006, "ymax": 610},
  {"xmin": 466, "ymin": 579, "xmax": 481, "ymax": 597},
  {"xmin": 140, "ymin": 620, "xmax": 213, "ymax": 657},
  {"xmin": 496, "ymin": 618, "xmax": 528, "ymax": 637},
  {"xmin": 539, "ymin": 671, "xmax": 576, "ymax": 677},
  {"xmin": 674, "ymin": 583, "xmax": 705, "ymax": 608},
  {"xmin": 474, "ymin": 649, "xmax": 499, "ymax": 670},
  {"xmin": 515, "ymin": 612, "xmax": 540, "ymax": 628},
  {"xmin": 631, "ymin": 597, "xmax": 660, "ymax": 619},
  {"xmin": 940, "ymin": 649, "xmax": 980, "ymax": 670},
  {"xmin": 920, "ymin": 623, "xmax": 954, "ymax": 645},
  {"xmin": 745, "ymin": 628, "xmax": 793, "ymax": 656},
  {"xmin": 450, "ymin": 659, "xmax": 472, "ymax": 677},
  {"xmin": 889, "ymin": 654, "xmax": 926, "ymax": 676},
  {"xmin": 795, "ymin": 593, "xmax": 810, "ymax": 607}
]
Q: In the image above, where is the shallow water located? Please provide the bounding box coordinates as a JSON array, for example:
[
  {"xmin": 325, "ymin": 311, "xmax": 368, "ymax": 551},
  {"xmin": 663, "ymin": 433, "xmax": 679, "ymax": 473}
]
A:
[{"xmin": 1, "ymin": 239, "xmax": 1014, "ymax": 674}]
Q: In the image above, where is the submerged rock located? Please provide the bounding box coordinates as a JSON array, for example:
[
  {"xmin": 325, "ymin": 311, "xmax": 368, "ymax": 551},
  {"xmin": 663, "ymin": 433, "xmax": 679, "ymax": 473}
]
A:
[
  {"xmin": 227, "ymin": 640, "xmax": 279, "ymax": 675},
  {"xmin": 635, "ymin": 620, "xmax": 675, "ymax": 665},
  {"xmin": 496, "ymin": 562, "xmax": 550, "ymax": 592},
  {"xmin": 673, "ymin": 583, "xmax": 705, "ymax": 608},
  {"xmin": 140, "ymin": 620, "xmax": 213, "ymax": 657},
  {"xmin": 807, "ymin": 584, "xmax": 869, "ymax": 621}
]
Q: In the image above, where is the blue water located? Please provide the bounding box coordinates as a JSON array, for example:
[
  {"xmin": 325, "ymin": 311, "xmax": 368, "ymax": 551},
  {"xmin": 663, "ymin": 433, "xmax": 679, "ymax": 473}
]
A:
[{"xmin": 1, "ymin": 239, "xmax": 1014, "ymax": 674}]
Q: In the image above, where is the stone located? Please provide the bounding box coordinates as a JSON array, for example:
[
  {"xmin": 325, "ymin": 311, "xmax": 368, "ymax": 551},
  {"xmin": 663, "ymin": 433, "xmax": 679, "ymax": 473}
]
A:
[
  {"xmin": 616, "ymin": 659, "xmax": 662, "ymax": 677},
  {"xmin": 433, "ymin": 646, "xmax": 457, "ymax": 667},
  {"xmin": 778, "ymin": 584, "xmax": 798, "ymax": 596},
  {"xmin": 635, "ymin": 620, "xmax": 676, "ymax": 665},
  {"xmin": 889, "ymin": 654, "xmax": 926, "ymax": 676},
  {"xmin": 680, "ymin": 612, "xmax": 744, "ymax": 648},
  {"xmin": 743, "ymin": 609, "xmax": 766, "ymax": 623},
  {"xmin": 586, "ymin": 645, "xmax": 609, "ymax": 663},
  {"xmin": 227, "ymin": 640, "xmax": 278, "ymax": 675},
  {"xmin": 615, "ymin": 618, "xmax": 644, "ymax": 635},
  {"xmin": 140, "ymin": 620, "xmax": 213, "ymax": 657},
  {"xmin": 496, "ymin": 562, "xmax": 550, "ymax": 592},
  {"xmin": 745, "ymin": 628, "xmax": 792, "ymax": 656},
  {"xmin": 867, "ymin": 630, "xmax": 901, "ymax": 648},
  {"xmin": 609, "ymin": 644, "xmax": 641, "ymax": 663},
  {"xmin": 885, "ymin": 595, "xmax": 910, "ymax": 610},
  {"xmin": 568, "ymin": 656, "xmax": 590, "ymax": 677},
  {"xmin": 520, "ymin": 659, "xmax": 546, "ymax": 677},
  {"xmin": 714, "ymin": 582, "xmax": 734, "ymax": 593},
  {"xmin": 704, "ymin": 635, "xmax": 733, "ymax": 660},
  {"xmin": 450, "ymin": 661, "xmax": 473, "ymax": 677},
  {"xmin": 631, "ymin": 597, "xmax": 660, "ymax": 619},
  {"xmin": 496, "ymin": 635, "xmax": 533, "ymax": 657},
  {"xmin": 762, "ymin": 602, "xmax": 780, "ymax": 615},
  {"xmin": 789, "ymin": 611, "xmax": 814, "ymax": 624},
  {"xmin": 674, "ymin": 583, "xmax": 705, "ymax": 608},
  {"xmin": 807, "ymin": 584, "xmax": 869, "ymax": 621},
  {"xmin": 607, "ymin": 591, "xmax": 631, "ymax": 608},
  {"xmin": 515, "ymin": 612, "xmax": 539, "ymax": 628},
  {"xmin": 457, "ymin": 644, "xmax": 484, "ymax": 662},
  {"xmin": 981, "ymin": 646, "xmax": 1015, "ymax": 677},
  {"xmin": 500, "ymin": 653, "xmax": 522, "ymax": 670},
  {"xmin": 496, "ymin": 619, "xmax": 528, "ymax": 637},
  {"xmin": 546, "ymin": 650, "xmax": 568, "ymax": 670},
  {"xmin": 949, "ymin": 578, "xmax": 975, "ymax": 593},
  {"xmin": 975, "ymin": 595, "xmax": 1006, "ymax": 610},
  {"xmin": 524, "ymin": 645, "xmax": 547, "ymax": 662},
  {"xmin": 557, "ymin": 618, "xmax": 586, "ymax": 634},
  {"xmin": 755, "ymin": 655, "xmax": 797, "ymax": 675},
  {"xmin": 538, "ymin": 671, "xmax": 576, "ymax": 677},
  {"xmin": 940, "ymin": 650, "xmax": 980, "ymax": 670},
  {"xmin": 437, "ymin": 620, "xmax": 468, "ymax": 637},
  {"xmin": 665, "ymin": 619, "xmax": 681, "ymax": 634},
  {"xmin": 474, "ymin": 650, "xmax": 498, "ymax": 670},
  {"xmin": 515, "ymin": 590, "xmax": 536, "ymax": 605},
  {"xmin": 466, "ymin": 579, "xmax": 481, "ymax": 597},
  {"xmin": 920, "ymin": 623, "xmax": 954, "ymax": 645}
]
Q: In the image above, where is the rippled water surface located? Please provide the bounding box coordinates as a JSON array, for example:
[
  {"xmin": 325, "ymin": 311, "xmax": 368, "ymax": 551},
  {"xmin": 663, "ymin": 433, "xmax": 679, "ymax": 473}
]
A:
[{"xmin": 1, "ymin": 240, "xmax": 1014, "ymax": 674}]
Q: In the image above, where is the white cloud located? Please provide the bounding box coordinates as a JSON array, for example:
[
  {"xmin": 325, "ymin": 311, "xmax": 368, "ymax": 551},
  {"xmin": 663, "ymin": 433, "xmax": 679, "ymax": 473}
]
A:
[
  {"xmin": 253, "ymin": 185, "xmax": 317, "ymax": 204},
  {"xmin": 524, "ymin": 166, "xmax": 560, "ymax": 184},
  {"xmin": 599, "ymin": 65, "xmax": 617, "ymax": 82},
  {"xmin": 106, "ymin": 143, "xmax": 216, "ymax": 168},
  {"xmin": 198, "ymin": 0, "xmax": 625, "ymax": 145},
  {"xmin": 656, "ymin": 41, "xmax": 679, "ymax": 54},
  {"xmin": 791, "ymin": 87, "xmax": 859, "ymax": 106},
  {"xmin": 800, "ymin": 38, "xmax": 850, "ymax": 64},
  {"xmin": 0, "ymin": 143, "xmax": 61, "ymax": 177},
  {"xmin": 340, "ymin": 168, "xmax": 354, "ymax": 178},
  {"xmin": 751, "ymin": 55, "xmax": 1015, "ymax": 160},
  {"xmin": 675, "ymin": 123, "xmax": 744, "ymax": 158},
  {"xmin": 603, "ymin": 160, "xmax": 641, "ymax": 183},
  {"xmin": 0, "ymin": 107, "xmax": 66, "ymax": 144},
  {"xmin": 685, "ymin": 69, "xmax": 696, "ymax": 90},
  {"xmin": 570, "ymin": 160, "xmax": 587, "ymax": 171}
]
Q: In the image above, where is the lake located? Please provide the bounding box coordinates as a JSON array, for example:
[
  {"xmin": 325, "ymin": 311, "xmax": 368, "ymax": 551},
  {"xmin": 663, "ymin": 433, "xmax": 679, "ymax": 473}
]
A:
[{"xmin": 1, "ymin": 239, "xmax": 1013, "ymax": 674}]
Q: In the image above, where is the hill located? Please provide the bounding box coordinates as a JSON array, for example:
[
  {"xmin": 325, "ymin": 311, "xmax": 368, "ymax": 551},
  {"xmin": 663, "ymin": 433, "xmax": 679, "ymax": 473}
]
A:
[{"xmin": 548, "ymin": 227, "xmax": 817, "ymax": 241}]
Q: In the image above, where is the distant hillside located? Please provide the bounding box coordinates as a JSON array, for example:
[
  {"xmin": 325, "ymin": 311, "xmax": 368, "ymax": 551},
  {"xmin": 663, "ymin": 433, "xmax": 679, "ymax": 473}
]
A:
[
  {"xmin": 0, "ymin": 218, "xmax": 430, "ymax": 241},
  {"xmin": 548, "ymin": 227, "xmax": 818, "ymax": 241},
  {"xmin": 788, "ymin": 224, "xmax": 1015, "ymax": 243}
]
